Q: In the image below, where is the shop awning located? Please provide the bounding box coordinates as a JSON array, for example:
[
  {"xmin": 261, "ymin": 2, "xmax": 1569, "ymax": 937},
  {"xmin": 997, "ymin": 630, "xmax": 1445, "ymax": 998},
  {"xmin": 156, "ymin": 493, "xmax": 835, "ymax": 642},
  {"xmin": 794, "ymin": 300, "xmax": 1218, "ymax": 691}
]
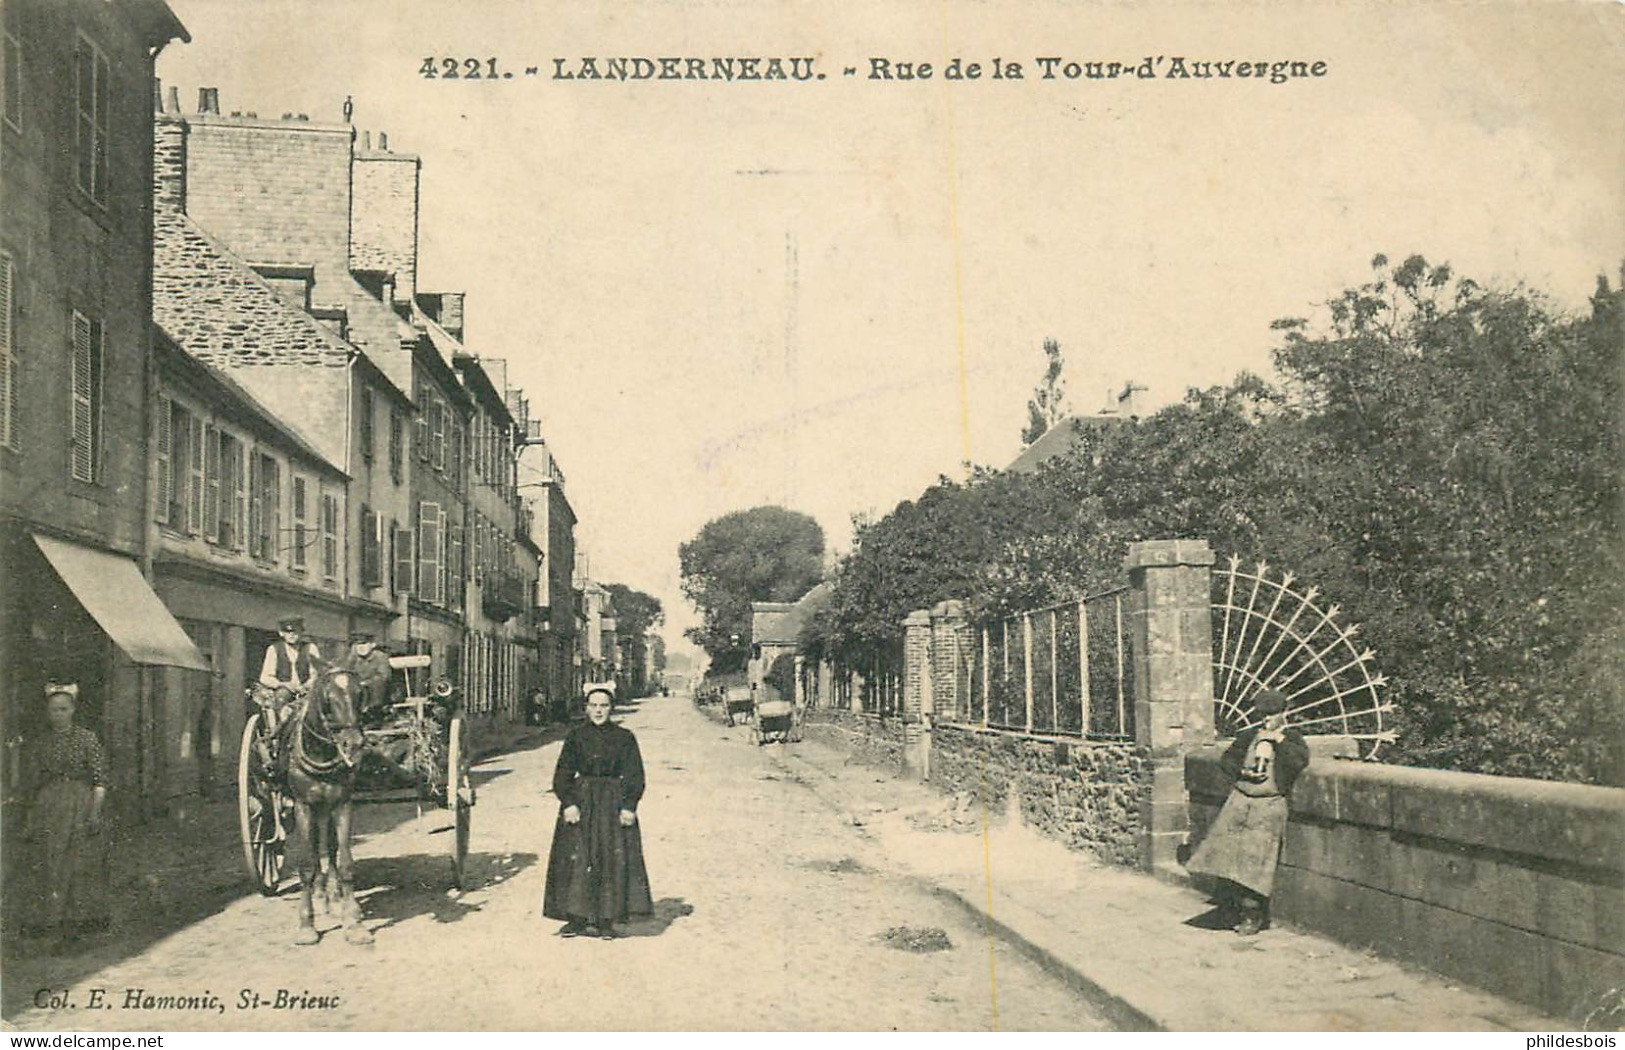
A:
[{"xmin": 32, "ymin": 534, "xmax": 210, "ymax": 671}]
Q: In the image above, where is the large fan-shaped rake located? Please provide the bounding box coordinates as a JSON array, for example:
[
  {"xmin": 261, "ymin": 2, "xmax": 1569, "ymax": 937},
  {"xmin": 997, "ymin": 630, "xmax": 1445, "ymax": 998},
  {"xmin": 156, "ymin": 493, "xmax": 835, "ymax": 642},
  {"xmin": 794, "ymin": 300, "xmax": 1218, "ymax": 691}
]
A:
[{"xmin": 1212, "ymin": 556, "xmax": 1394, "ymax": 758}]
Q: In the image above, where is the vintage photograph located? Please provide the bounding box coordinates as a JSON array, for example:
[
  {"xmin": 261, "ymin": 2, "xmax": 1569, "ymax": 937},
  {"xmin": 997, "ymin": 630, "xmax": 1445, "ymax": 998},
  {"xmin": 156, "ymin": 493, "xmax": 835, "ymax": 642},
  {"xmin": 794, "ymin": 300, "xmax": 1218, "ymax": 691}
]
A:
[{"xmin": 0, "ymin": 0, "xmax": 1621, "ymax": 1033}]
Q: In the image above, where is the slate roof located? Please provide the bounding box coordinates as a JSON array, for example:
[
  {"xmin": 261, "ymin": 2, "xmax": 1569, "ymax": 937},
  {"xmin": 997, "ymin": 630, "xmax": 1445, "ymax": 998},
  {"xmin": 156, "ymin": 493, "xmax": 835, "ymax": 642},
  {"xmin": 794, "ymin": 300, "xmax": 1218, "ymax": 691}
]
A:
[
  {"xmin": 752, "ymin": 582, "xmax": 834, "ymax": 646},
  {"xmin": 153, "ymin": 331, "xmax": 344, "ymax": 478},
  {"xmin": 1004, "ymin": 414, "xmax": 1127, "ymax": 475},
  {"xmin": 154, "ymin": 206, "xmax": 354, "ymax": 369}
]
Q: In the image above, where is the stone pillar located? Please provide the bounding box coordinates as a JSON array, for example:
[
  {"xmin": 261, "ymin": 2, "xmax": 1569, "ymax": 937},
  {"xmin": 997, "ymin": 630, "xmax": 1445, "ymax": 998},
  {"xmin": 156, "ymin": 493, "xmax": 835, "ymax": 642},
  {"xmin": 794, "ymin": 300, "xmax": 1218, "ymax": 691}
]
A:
[
  {"xmin": 1124, "ymin": 538, "xmax": 1217, "ymax": 876},
  {"xmin": 902, "ymin": 609, "xmax": 933, "ymax": 779},
  {"xmin": 929, "ymin": 600, "xmax": 970, "ymax": 726}
]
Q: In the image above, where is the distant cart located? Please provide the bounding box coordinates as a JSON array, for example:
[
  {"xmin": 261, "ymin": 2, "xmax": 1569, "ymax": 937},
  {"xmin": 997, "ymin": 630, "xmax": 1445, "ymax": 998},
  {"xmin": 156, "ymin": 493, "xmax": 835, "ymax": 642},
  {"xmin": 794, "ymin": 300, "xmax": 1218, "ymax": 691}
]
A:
[
  {"xmin": 237, "ymin": 653, "xmax": 475, "ymax": 896},
  {"xmin": 721, "ymin": 687, "xmax": 754, "ymax": 727},
  {"xmin": 751, "ymin": 698, "xmax": 801, "ymax": 745}
]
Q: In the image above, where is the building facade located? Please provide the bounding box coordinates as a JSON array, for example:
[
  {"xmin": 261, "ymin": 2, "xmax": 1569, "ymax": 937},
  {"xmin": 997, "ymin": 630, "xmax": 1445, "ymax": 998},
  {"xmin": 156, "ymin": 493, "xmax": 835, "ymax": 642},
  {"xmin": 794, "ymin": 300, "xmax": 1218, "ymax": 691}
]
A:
[{"xmin": 0, "ymin": 0, "xmax": 200, "ymax": 823}]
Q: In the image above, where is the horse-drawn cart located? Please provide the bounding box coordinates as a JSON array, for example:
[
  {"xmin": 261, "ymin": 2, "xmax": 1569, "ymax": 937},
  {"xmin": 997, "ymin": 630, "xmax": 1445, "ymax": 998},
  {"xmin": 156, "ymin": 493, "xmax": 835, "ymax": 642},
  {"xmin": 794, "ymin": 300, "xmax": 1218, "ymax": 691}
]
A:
[{"xmin": 237, "ymin": 653, "xmax": 475, "ymax": 900}]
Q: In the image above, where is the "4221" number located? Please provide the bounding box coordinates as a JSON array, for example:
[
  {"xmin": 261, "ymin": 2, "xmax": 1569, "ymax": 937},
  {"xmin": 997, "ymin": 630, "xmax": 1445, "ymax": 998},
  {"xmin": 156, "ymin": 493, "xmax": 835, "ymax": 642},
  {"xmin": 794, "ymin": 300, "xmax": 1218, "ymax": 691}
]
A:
[{"xmin": 419, "ymin": 57, "xmax": 505, "ymax": 80}]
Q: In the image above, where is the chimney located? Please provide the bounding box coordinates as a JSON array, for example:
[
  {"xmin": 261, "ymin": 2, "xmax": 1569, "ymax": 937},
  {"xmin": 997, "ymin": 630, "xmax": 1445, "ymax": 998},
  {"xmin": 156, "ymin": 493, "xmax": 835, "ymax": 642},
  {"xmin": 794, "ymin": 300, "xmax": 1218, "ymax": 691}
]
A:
[
  {"xmin": 155, "ymin": 90, "xmax": 189, "ymax": 211},
  {"xmin": 362, "ymin": 130, "xmax": 372, "ymax": 150},
  {"xmin": 197, "ymin": 87, "xmax": 219, "ymax": 115},
  {"xmin": 378, "ymin": 132, "xmax": 389, "ymax": 151},
  {"xmin": 439, "ymin": 292, "xmax": 465, "ymax": 340}
]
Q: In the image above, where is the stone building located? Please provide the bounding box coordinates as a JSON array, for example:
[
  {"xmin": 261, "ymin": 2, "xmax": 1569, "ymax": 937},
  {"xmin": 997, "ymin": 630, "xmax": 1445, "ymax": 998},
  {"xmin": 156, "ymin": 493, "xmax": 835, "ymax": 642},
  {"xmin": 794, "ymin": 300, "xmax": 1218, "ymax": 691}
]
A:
[
  {"xmin": 520, "ymin": 440, "xmax": 580, "ymax": 707},
  {"xmin": 146, "ymin": 333, "xmax": 348, "ymax": 803},
  {"xmin": 0, "ymin": 0, "xmax": 201, "ymax": 820},
  {"xmin": 155, "ymin": 89, "xmax": 423, "ymax": 658}
]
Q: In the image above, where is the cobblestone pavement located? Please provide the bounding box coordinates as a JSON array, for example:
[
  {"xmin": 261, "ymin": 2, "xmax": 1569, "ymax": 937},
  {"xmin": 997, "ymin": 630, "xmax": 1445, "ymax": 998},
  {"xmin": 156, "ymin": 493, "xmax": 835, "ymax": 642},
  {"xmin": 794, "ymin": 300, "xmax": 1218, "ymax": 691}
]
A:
[{"xmin": 3, "ymin": 697, "xmax": 1108, "ymax": 1032}]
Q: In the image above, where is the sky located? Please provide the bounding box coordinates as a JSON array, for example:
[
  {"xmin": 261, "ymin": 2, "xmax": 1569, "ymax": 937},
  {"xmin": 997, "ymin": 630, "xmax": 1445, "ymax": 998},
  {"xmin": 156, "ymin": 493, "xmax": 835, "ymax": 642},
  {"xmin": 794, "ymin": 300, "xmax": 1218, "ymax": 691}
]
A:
[{"xmin": 155, "ymin": 0, "xmax": 1625, "ymax": 658}]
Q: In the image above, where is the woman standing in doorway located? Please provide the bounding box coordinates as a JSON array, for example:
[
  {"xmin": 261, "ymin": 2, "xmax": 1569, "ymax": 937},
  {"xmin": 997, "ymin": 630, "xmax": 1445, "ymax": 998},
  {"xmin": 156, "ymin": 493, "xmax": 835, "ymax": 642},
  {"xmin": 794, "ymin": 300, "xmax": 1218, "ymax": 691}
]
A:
[
  {"xmin": 543, "ymin": 683, "xmax": 653, "ymax": 939},
  {"xmin": 19, "ymin": 682, "xmax": 110, "ymax": 950}
]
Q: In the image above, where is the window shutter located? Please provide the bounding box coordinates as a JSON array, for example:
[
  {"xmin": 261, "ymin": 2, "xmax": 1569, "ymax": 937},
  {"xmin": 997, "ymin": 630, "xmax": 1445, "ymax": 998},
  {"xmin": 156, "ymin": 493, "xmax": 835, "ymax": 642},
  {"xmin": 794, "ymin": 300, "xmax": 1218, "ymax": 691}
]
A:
[
  {"xmin": 393, "ymin": 521, "xmax": 414, "ymax": 594},
  {"xmin": 360, "ymin": 392, "xmax": 374, "ymax": 462},
  {"xmin": 291, "ymin": 476, "xmax": 307, "ymax": 569},
  {"xmin": 232, "ymin": 439, "xmax": 247, "ymax": 549},
  {"xmin": 0, "ymin": 253, "xmax": 15, "ymax": 450},
  {"xmin": 267, "ymin": 458, "xmax": 281, "ymax": 563},
  {"xmin": 203, "ymin": 424, "xmax": 220, "ymax": 539},
  {"xmin": 360, "ymin": 504, "xmax": 381, "ymax": 588},
  {"xmin": 447, "ymin": 510, "xmax": 463, "ymax": 609},
  {"xmin": 70, "ymin": 312, "xmax": 94, "ymax": 482},
  {"xmin": 154, "ymin": 396, "xmax": 173, "ymax": 524},
  {"xmin": 432, "ymin": 399, "xmax": 446, "ymax": 472},
  {"xmin": 248, "ymin": 452, "xmax": 263, "ymax": 556},
  {"xmin": 416, "ymin": 406, "xmax": 429, "ymax": 462},
  {"xmin": 418, "ymin": 501, "xmax": 442, "ymax": 604},
  {"xmin": 321, "ymin": 493, "xmax": 338, "ymax": 579},
  {"xmin": 186, "ymin": 415, "xmax": 204, "ymax": 533}
]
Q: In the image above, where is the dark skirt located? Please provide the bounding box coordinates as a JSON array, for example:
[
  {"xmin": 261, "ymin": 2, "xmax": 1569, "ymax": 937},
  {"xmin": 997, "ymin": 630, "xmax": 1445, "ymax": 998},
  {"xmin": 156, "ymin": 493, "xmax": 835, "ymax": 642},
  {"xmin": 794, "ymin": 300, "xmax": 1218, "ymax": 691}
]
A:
[
  {"xmin": 21, "ymin": 780, "xmax": 110, "ymax": 934},
  {"xmin": 542, "ymin": 776, "xmax": 653, "ymax": 923}
]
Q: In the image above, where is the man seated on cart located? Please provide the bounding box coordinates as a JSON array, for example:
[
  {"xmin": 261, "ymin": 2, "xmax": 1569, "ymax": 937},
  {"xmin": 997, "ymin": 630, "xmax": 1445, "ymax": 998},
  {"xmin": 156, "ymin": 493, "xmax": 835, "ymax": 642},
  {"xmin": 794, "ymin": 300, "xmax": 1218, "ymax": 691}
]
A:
[
  {"xmin": 251, "ymin": 615, "xmax": 323, "ymax": 767},
  {"xmin": 338, "ymin": 631, "xmax": 397, "ymax": 726}
]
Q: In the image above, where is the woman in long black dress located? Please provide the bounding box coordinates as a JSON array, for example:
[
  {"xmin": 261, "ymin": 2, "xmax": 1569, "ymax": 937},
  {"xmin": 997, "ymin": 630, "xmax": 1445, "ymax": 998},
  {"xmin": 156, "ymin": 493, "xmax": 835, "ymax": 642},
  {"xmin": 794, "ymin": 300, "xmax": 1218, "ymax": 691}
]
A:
[{"xmin": 543, "ymin": 684, "xmax": 653, "ymax": 938}]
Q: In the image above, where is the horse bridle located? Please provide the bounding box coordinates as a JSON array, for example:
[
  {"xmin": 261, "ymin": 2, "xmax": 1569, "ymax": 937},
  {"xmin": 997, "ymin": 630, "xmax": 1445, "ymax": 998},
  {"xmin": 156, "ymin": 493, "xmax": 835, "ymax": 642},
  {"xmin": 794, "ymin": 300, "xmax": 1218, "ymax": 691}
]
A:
[{"xmin": 292, "ymin": 670, "xmax": 362, "ymax": 776}]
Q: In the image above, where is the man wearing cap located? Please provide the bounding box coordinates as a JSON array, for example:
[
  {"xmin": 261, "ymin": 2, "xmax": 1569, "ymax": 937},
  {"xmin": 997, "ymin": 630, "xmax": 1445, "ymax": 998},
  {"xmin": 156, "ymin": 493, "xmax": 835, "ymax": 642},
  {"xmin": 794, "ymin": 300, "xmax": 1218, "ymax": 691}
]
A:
[
  {"xmin": 1185, "ymin": 688, "xmax": 1310, "ymax": 935},
  {"xmin": 338, "ymin": 631, "xmax": 396, "ymax": 725},
  {"xmin": 258, "ymin": 616, "xmax": 323, "ymax": 696}
]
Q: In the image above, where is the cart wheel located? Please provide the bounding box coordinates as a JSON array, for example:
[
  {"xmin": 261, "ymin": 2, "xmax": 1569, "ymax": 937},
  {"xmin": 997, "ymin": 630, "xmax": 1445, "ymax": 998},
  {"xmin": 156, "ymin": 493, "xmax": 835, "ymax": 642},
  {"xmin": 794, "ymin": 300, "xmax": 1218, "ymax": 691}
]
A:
[
  {"xmin": 238, "ymin": 712, "xmax": 288, "ymax": 896},
  {"xmin": 447, "ymin": 716, "xmax": 472, "ymax": 890}
]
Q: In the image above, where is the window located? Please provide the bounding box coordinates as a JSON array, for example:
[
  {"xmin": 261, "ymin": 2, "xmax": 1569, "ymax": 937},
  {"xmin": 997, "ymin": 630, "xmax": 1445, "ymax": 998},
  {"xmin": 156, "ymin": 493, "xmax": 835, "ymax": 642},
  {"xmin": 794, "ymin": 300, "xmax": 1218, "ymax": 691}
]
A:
[
  {"xmin": 177, "ymin": 406, "xmax": 202, "ymax": 532},
  {"xmin": 73, "ymin": 35, "xmax": 110, "ymax": 204},
  {"xmin": 153, "ymin": 396, "xmax": 198, "ymax": 526},
  {"xmin": 3, "ymin": 0, "xmax": 21, "ymax": 132},
  {"xmin": 249, "ymin": 452, "xmax": 279, "ymax": 561},
  {"xmin": 388, "ymin": 408, "xmax": 403, "ymax": 484},
  {"xmin": 392, "ymin": 520, "xmax": 414, "ymax": 594},
  {"xmin": 202, "ymin": 424, "xmax": 219, "ymax": 537},
  {"xmin": 69, "ymin": 311, "xmax": 102, "ymax": 483},
  {"xmin": 207, "ymin": 430, "xmax": 245, "ymax": 548},
  {"xmin": 418, "ymin": 500, "xmax": 442, "ymax": 604},
  {"xmin": 0, "ymin": 252, "xmax": 15, "ymax": 449},
  {"xmin": 446, "ymin": 507, "xmax": 463, "ymax": 610},
  {"xmin": 291, "ymin": 476, "xmax": 308, "ymax": 570},
  {"xmin": 448, "ymin": 420, "xmax": 463, "ymax": 492},
  {"xmin": 360, "ymin": 504, "xmax": 382, "ymax": 588},
  {"xmin": 359, "ymin": 391, "xmax": 374, "ymax": 463},
  {"xmin": 431, "ymin": 397, "xmax": 446, "ymax": 472},
  {"xmin": 320, "ymin": 492, "xmax": 338, "ymax": 580}
]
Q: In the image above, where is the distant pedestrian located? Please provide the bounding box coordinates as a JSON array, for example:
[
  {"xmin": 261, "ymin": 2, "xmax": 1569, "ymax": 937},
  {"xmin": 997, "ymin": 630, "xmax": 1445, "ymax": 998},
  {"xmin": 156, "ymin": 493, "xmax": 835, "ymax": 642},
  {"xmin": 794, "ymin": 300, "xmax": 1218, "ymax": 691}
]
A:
[
  {"xmin": 1185, "ymin": 689, "xmax": 1309, "ymax": 935},
  {"xmin": 543, "ymin": 683, "xmax": 653, "ymax": 938},
  {"xmin": 18, "ymin": 682, "xmax": 111, "ymax": 950}
]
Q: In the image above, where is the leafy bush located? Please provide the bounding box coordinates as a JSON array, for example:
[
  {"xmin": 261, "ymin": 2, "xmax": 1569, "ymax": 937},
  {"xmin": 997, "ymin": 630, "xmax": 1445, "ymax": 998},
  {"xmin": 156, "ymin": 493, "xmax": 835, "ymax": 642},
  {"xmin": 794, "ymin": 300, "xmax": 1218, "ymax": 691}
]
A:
[{"xmin": 807, "ymin": 258, "xmax": 1624, "ymax": 785}]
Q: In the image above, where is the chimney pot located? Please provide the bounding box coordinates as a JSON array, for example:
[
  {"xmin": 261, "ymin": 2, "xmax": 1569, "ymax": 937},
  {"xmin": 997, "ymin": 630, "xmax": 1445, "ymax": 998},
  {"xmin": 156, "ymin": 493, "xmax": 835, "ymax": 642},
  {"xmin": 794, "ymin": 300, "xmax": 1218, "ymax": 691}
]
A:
[
  {"xmin": 197, "ymin": 87, "xmax": 220, "ymax": 115},
  {"xmin": 363, "ymin": 130, "xmax": 372, "ymax": 149},
  {"xmin": 167, "ymin": 85, "xmax": 181, "ymax": 115},
  {"xmin": 153, "ymin": 78, "xmax": 163, "ymax": 114},
  {"xmin": 282, "ymin": 112, "xmax": 293, "ymax": 120},
  {"xmin": 379, "ymin": 132, "xmax": 389, "ymax": 150}
]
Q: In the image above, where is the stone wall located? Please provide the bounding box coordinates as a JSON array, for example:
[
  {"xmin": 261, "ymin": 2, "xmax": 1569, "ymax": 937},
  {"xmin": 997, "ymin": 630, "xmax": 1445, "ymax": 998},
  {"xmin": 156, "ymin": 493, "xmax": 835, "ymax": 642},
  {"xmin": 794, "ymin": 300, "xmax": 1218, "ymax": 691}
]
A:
[
  {"xmin": 351, "ymin": 151, "xmax": 421, "ymax": 300},
  {"xmin": 933, "ymin": 726, "xmax": 1152, "ymax": 867},
  {"xmin": 1187, "ymin": 749, "xmax": 1625, "ymax": 1023},
  {"xmin": 801, "ymin": 707, "xmax": 907, "ymax": 773}
]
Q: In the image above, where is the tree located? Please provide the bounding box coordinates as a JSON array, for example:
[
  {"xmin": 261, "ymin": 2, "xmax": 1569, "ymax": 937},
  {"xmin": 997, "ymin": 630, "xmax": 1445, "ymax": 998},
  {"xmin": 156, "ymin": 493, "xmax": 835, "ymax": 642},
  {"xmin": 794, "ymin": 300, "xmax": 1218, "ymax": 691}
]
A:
[
  {"xmin": 604, "ymin": 583, "xmax": 663, "ymax": 695},
  {"xmin": 1021, "ymin": 337, "xmax": 1069, "ymax": 446},
  {"xmin": 679, "ymin": 506, "xmax": 825, "ymax": 673},
  {"xmin": 813, "ymin": 256, "xmax": 1625, "ymax": 785}
]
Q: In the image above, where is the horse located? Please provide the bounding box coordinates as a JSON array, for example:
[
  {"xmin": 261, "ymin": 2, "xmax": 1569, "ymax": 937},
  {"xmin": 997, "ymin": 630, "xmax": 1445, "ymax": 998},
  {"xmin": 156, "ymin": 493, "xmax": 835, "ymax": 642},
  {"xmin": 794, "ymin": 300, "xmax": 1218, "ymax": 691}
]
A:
[{"xmin": 278, "ymin": 668, "xmax": 373, "ymax": 946}]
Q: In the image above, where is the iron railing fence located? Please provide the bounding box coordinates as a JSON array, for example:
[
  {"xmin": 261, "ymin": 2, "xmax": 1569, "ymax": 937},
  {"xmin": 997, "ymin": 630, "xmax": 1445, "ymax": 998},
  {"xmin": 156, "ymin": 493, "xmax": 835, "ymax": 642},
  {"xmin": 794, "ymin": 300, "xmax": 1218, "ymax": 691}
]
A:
[{"xmin": 960, "ymin": 587, "xmax": 1135, "ymax": 740}]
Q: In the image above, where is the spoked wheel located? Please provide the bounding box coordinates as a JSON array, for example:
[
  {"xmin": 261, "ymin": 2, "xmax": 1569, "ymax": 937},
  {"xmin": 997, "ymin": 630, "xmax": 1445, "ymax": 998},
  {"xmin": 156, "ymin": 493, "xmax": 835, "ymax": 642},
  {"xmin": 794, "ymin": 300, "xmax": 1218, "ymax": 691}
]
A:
[
  {"xmin": 446, "ymin": 716, "xmax": 473, "ymax": 890},
  {"xmin": 238, "ymin": 712, "xmax": 289, "ymax": 896}
]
